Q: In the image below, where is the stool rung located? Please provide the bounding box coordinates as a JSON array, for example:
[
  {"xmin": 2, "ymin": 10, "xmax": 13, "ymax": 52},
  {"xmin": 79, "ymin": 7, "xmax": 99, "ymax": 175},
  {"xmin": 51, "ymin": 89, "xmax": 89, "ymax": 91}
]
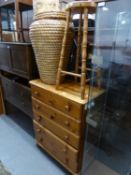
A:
[
  {"xmin": 79, "ymin": 66, "xmax": 98, "ymax": 72},
  {"xmin": 86, "ymin": 76, "xmax": 97, "ymax": 83},
  {"xmin": 61, "ymin": 71, "xmax": 81, "ymax": 77}
]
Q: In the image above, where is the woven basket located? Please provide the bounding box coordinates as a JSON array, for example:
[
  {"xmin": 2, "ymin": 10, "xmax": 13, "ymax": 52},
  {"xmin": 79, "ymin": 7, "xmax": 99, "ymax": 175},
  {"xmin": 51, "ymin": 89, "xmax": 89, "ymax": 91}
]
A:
[
  {"xmin": 33, "ymin": 0, "xmax": 60, "ymax": 19},
  {"xmin": 30, "ymin": 11, "xmax": 73, "ymax": 84}
]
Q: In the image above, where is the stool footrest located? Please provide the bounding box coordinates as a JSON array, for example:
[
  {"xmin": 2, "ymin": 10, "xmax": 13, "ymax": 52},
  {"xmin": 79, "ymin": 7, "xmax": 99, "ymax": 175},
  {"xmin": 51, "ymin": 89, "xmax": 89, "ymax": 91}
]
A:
[{"xmin": 61, "ymin": 71, "xmax": 81, "ymax": 78}]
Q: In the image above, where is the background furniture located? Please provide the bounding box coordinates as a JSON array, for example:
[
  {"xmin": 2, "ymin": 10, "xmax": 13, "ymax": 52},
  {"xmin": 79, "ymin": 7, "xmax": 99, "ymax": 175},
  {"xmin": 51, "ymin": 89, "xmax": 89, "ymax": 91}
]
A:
[
  {"xmin": 0, "ymin": 1, "xmax": 39, "ymax": 119},
  {"xmin": 0, "ymin": 0, "xmax": 32, "ymax": 42},
  {"xmin": 0, "ymin": 42, "xmax": 38, "ymax": 118}
]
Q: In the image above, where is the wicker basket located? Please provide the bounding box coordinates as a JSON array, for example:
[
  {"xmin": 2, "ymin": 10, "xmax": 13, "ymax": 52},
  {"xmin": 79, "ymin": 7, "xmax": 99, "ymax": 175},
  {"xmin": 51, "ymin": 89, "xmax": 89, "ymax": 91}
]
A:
[
  {"xmin": 30, "ymin": 11, "xmax": 73, "ymax": 84},
  {"xmin": 33, "ymin": 0, "xmax": 60, "ymax": 19}
]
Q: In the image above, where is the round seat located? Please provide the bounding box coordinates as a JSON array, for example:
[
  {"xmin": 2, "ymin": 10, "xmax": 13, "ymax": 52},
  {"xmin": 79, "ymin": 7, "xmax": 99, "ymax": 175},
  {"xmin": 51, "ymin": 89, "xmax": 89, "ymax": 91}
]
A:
[{"xmin": 66, "ymin": 1, "xmax": 96, "ymax": 13}]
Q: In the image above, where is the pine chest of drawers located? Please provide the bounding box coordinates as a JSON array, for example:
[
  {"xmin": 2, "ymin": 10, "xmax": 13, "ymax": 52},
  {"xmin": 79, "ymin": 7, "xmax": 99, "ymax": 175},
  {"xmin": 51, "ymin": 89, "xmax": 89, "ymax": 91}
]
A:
[{"xmin": 30, "ymin": 79, "xmax": 104, "ymax": 174}]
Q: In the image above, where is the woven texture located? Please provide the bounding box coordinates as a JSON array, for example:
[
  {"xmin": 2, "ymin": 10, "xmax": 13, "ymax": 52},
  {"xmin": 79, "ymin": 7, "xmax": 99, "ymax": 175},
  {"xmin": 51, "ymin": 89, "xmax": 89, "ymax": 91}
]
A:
[
  {"xmin": 33, "ymin": 0, "xmax": 60, "ymax": 18},
  {"xmin": 30, "ymin": 11, "xmax": 73, "ymax": 84},
  {"xmin": 34, "ymin": 11, "xmax": 66, "ymax": 20}
]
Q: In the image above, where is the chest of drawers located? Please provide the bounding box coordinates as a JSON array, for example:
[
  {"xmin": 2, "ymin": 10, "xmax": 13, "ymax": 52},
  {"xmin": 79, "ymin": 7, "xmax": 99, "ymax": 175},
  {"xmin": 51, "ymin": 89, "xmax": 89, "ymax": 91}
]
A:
[{"xmin": 30, "ymin": 79, "xmax": 104, "ymax": 174}]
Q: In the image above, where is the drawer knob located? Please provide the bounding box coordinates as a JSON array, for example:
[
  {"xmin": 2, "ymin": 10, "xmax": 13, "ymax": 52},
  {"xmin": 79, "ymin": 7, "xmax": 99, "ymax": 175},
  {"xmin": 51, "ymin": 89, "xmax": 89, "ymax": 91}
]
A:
[
  {"xmin": 64, "ymin": 135, "xmax": 69, "ymax": 141},
  {"xmin": 50, "ymin": 115, "xmax": 54, "ymax": 120},
  {"xmin": 36, "ymin": 128, "xmax": 41, "ymax": 133},
  {"xmin": 36, "ymin": 115, "xmax": 42, "ymax": 122},
  {"xmin": 35, "ymin": 105, "xmax": 40, "ymax": 110},
  {"xmin": 48, "ymin": 100, "xmax": 54, "ymax": 106},
  {"xmin": 63, "ymin": 148, "xmax": 68, "ymax": 153},
  {"xmin": 64, "ymin": 158, "xmax": 69, "ymax": 164},
  {"xmin": 38, "ymin": 137, "xmax": 43, "ymax": 143},
  {"xmin": 65, "ymin": 104, "xmax": 71, "ymax": 112},
  {"xmin": 65, "ymin": 121, "xmax": 70, "ymax": 127},
  {"xmin": 34, "ymin": 91, "xmax": 40, "ymax": 96}
]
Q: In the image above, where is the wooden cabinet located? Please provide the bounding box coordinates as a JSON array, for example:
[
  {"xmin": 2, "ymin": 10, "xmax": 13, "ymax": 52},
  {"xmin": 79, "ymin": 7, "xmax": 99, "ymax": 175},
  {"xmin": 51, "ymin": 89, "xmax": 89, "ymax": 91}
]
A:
[
  {"xmin": 30, "ymin": 80, "xmax": 86, "ymax": 174},
  {"xmin": 0, "ymin": 42, "xmax": 38, "ymax": 118},
  {"xmin": 0, "ymin": 0, "xmax": 33, "ymax": 42},
  {"xmin": 0, "ymin": 43, "xmax": 11, "ymax": 72},
  {"xmin": 0, "ymin": 42, "xmax": 38, "ymax": 80},
  {"xmin": 2, "ymin": 75, "xmax": 32, "ymax": 117},
  {"xmin": 30, "ymin": 79, "xmax": 104, "ymax": 174}
]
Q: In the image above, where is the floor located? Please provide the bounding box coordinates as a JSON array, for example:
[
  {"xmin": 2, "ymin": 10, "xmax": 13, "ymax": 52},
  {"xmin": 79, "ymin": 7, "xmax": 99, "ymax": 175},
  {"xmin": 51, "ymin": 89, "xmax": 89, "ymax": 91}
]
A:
[
  {"xmin": 0, "ymin": 114, "xmax": 122, "ymax": 175},
  {"xmin": 87, "ymin": 160, "xmax": 119, "ymax": 175},
  {"xmin": 0, "ymin": 115, "xmax": 67, "ymax": 175}
]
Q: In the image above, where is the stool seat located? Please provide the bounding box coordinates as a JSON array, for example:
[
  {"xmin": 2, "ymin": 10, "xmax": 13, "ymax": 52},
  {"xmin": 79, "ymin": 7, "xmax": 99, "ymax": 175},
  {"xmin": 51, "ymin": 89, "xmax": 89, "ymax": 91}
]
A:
[{"xmin": 66, "ymin": 1, "xmax": 96, "ymax": 13}]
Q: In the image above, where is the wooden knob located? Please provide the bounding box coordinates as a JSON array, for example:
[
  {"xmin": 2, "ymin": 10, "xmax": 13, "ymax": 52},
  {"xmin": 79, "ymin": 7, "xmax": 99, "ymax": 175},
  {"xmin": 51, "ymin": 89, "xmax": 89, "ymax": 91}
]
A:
[
  {"xmin": 36, "ymin": 115, "xmax": 42, "ymax": 122},
  {"xmin": 36, "ymin": 128, "xmax": 41, "ymax": 133},
  {"xmin": 65, "ymin": 104, "xmax": 71, "ymax": 111},
  {"xmin": 35, "ymin": 105, "xmax": 40, "ymax": 110},
  {"xmin": 63, "ymin": 148, "xmax": 68, "ymax": 153},
  {"xmin": 64, "ymin": 135, "xmax": 69, "ymax": 141},
  {"xmin": 34, "ymin": 91, "xmax": 40, "ymax": 96},
  {"xmin": 65, "ymin": 121, "xmax": 70, "ymax": 127},
  {"xmin": 50, "ymin": 115, "xmax": 54, "ymax": 120},
  {"xmin": 64, "ymin": 158, "xmax": 69, "ymax": 164},
  {"xmin": 48, "ymin": 100, "xmax": 54, "ymax": 106},
  {"xmin": 38, "ymin": 137, "xmax": 43, "ymax": 143}
]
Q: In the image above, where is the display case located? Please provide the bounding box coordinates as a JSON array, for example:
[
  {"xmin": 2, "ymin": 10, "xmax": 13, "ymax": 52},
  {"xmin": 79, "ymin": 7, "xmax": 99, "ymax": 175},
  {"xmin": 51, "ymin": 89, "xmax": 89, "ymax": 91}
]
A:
[
  {"xmin": 0, "ymin": 1, "xmax": 39, "ymax": 119},
  {"xmin": 82, "ymin": 0, "xmax": 131, "ymax": 175},
  {"xmin": 0, "ymin": 0, "xmax": 33, "ymax": 42}
]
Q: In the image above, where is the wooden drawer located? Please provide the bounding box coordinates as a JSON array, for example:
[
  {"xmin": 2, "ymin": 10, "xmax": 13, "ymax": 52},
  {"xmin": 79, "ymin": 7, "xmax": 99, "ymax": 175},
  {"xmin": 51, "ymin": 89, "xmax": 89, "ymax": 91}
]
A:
[
  {"xmin": 1, "ymin": 75, "xmax": 32, "ymax": 117},
  {"xmin": 32, "ymin": 98, "xmax": 81, "ymax": 135},
  {"xmin": 34, "ymin": 112, "xmax": 80, "ymax": 149},
  {"xmin": 34, "ymin": 122, "xmax": 79, "ymax": 173},
  {"xmin": 31, "ymin": 85, "xmax": 83, "ymax": 120}
]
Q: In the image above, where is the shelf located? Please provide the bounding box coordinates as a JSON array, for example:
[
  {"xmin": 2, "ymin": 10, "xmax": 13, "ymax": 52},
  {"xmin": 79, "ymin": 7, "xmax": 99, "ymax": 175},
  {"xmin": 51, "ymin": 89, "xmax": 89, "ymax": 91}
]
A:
[
  {"xmin": 0, "ymin": 0, "xmax": 32, "ymax": 10},
  {"xmin": 0, "ymin": 0, "xmax": 33, "ymax": 42}
]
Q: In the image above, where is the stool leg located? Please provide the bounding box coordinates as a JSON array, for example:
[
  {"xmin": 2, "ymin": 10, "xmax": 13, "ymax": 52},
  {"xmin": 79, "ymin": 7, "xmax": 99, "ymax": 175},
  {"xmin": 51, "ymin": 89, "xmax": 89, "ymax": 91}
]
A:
[
  {"xmin": 56, "ymin": 10, "xmax": 71, "ymax": 89},
  {"xmin": 81, "ymin": 8, "xmax": 88, "ymax": 99},
  {"xmin": 75, "ymin": 12, "xmax": 82, "ymax": 82}
]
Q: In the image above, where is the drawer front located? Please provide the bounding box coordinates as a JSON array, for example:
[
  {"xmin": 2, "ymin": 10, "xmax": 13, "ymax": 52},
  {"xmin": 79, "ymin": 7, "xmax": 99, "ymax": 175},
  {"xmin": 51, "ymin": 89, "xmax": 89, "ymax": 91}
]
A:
[
  {"xmin": 10, "ymin": 45, "xmax": 30, "ymax": 79},
  {"xmin": 34, "ymin": 122, "xmax": 79, "ymax": 173},
  {"xmin": 34, "ymin": 112, "xmax": 80, "ymax": 149},
  {"xmin": 32, "ymin": 98, "xmax": 81, "ymax": 135},
  {"xmin": 31, "ymin": 85, "xmax": 83, "ymax": 120},
  {"xmin": 0, "ymin": 43, "xmax": 38, "ymax": 80},
  {"xmin": 2, "ymin": 76, "xmax": 32, "ymax": 117}
]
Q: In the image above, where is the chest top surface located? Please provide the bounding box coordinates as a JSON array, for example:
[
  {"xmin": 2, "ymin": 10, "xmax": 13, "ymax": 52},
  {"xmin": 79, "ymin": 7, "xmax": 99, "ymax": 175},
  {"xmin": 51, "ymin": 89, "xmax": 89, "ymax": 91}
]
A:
[{"xmin": 30, "ymin": 79, "xmax": 104, "ymax": 105}]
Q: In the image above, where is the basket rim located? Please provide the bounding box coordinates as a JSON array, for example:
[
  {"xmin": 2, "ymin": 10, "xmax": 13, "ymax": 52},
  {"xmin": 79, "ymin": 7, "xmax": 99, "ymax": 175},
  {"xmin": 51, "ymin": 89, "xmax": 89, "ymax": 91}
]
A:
[{"xmin": 34, "ymin": 11, "xmax": 66, "ymax": 20}]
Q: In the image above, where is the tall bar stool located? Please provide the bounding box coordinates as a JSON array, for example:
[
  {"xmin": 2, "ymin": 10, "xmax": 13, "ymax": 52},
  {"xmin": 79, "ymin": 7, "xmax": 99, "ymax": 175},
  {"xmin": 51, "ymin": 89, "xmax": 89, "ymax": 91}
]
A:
[{"xmin": 56, "ymin": 1, "xmax": 96, "ymax": 99}]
